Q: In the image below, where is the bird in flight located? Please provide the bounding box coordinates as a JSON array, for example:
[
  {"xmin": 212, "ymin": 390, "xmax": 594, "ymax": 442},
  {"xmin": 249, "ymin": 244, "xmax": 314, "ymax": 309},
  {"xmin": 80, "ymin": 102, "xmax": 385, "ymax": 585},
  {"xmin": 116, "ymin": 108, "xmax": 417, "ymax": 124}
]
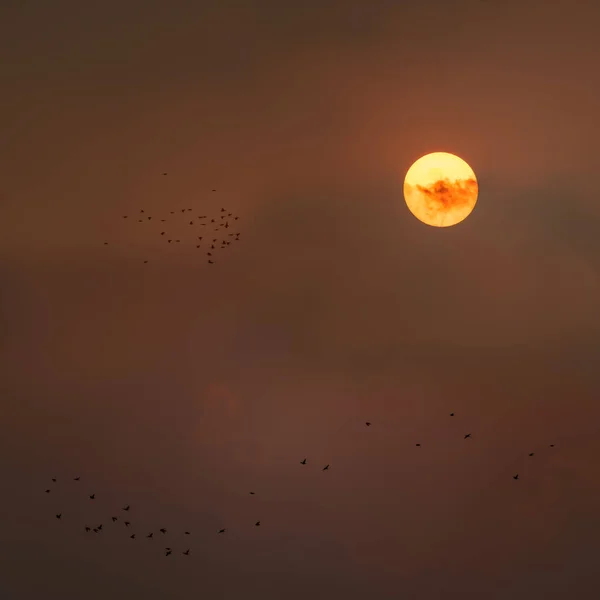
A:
[
  {"xmin": 165, "ymin": 550, "xmax": 172, "ymax": 557},
  {"xmin": 529, "ymin": 452, "xmax": 535, "ymax": 457},
  {"xmin": 146, "ymin": 533, "xmax": 153, "ymax": 539},
  {"xmin": 416, "ymin": 443, "xmax": 421, "ymax": 447},
  {"xmin": 73, "ymin": 476, "xmax": 80, "ymax": 481},
  {"xmin": 183, "ymin": 549, "xmax": 190, "ymax": 556},
  {"xmin": 124, "ymin": 521, "xmax": 130, "ymax": 527},
  {"xmin": 249, "ymin": 491, "xmax": 255, "ymax": 495},
  {"xmin": 56, "ymin": 514, "xmax": 62, "ymax": 520},
  {"xmin": 513, "ymin": 474, "xmax": 519, "ymax": 480},
  {"xmin": 300, "ymin": 458, "xmax": 307, "ymax": 465},
  {"xmin": 218, "ymin": 529, "xmax": 226, "ymax": 533},
  {"xmin": 322, "ymin": 465, "xmax": 330, "ymax": 471},
  {"xmin": 97, "ymin": 524, "xmax": 103, "ymax": 531},
  {"xmin": 464, "ymin": 433, "xmax": 472, "ymax": 439},
  {"xmin": 84, "ymin": 527, "xmax": 91, "ymax": 532},
  {"xmin": 123, "ymin": 505, "xmax": 130, "ymax": 511},
  {"xmin": 255, "ymin": 521, "xmax": 261, "ymax": 527},
  {"xmin": 184, "ymin": 531, "xmax": 190, "ymax": 535},
  {"xmin": 365, "ymin": 422, "xmax": 371, "ymax": 426},
  {"xmin": 449, "ymin": 412, "xmax": 454, "ymax": 417},
  {"xmin": 52, "ymin": 478, "xmax": 56, "ymax": 483},
  {"xmin": 89, "ymin": 494, "xmax": 95, "ymax": 500},
  {"xmin": 130, "ymin": 534, "xmax": 136, "ymax": 539},
  {"xmin": 111, "ymin": 517, "xmax": 118, "ymax": 522},
  {"xmin": 45, "ymin": 489, "xmax": 50, "ymax": 494},
  {"xmin": 159, "ymin": 528, "xmax": 167, "ymax": 534}
]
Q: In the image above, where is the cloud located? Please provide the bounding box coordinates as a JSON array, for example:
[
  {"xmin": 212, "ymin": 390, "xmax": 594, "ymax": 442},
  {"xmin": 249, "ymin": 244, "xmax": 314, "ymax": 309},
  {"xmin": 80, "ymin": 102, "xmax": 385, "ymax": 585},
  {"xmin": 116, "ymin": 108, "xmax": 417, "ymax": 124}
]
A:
[{"xmin": 413, "ymin": 177, "xmax": 478, "ymax": 212}]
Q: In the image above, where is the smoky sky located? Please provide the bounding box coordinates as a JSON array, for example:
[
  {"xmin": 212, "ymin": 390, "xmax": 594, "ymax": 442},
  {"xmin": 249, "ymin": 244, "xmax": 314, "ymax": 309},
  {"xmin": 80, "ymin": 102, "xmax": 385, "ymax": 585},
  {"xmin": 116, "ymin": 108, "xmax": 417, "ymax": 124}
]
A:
[{"xmin": 2, "ymin": 1, "xmax": 600, "ymax": 599}]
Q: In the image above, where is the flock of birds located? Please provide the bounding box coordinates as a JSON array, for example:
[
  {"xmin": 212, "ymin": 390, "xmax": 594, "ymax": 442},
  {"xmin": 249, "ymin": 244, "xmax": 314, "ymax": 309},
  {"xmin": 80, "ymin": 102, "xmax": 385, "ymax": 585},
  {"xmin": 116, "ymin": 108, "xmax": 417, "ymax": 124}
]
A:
[
  {"xmin": 45, "ymin": 416, "xmax": 557, "ymax": 559},
  {"xmin": 103, "ymin": 184, "xmax": 242, "ymax": 266},
  {"xmin": 68, "ymin": 177, "xmax": 557, "ymax": 562}
]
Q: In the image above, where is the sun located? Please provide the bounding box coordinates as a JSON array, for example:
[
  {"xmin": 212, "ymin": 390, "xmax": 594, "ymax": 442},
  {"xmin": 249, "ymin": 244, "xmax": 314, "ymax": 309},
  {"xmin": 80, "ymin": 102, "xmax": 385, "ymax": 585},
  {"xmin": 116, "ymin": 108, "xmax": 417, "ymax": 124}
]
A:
[{"xmin": 403, "ymin": 152, "xmax": 478, "ymax": 227}]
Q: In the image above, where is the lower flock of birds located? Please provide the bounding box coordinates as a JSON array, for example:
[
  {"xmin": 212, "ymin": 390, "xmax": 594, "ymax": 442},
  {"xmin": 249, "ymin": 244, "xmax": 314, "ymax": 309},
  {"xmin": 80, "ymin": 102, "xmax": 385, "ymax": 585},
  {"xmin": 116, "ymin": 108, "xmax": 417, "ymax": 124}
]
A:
[
  {"xmin": 45, "ymin": 416, "xmax": 557, "ymax": 559},
  {"xmin": 103, "ymin": 186, "xmax": 242, "ymax": 266}
]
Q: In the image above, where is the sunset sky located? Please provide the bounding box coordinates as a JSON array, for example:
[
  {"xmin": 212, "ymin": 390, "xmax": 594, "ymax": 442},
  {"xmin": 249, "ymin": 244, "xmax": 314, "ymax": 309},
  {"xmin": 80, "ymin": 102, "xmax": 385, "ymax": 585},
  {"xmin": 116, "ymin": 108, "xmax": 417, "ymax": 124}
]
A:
[{"xmin": 2, "ymin": 1, "xmax": 600, "ymax": 599}]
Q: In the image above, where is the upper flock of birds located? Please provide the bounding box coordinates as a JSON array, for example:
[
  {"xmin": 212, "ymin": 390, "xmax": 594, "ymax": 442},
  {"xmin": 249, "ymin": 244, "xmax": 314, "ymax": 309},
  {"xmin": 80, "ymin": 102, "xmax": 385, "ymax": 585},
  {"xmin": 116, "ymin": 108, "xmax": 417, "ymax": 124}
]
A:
[
  {"xmin": 103, "ymin": 182, "xmax": 242, "ymax": 266},
  {"xmin": 45, "ymin": 416, "xmax": 557, "ymax": 560}
]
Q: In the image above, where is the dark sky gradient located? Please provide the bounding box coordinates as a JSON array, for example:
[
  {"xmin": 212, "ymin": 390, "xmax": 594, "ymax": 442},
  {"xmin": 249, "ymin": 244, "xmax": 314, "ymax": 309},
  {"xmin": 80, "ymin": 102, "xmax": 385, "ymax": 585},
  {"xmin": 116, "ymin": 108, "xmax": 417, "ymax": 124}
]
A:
[{"xmin": 2, "ymin": 1, "xmax": 600, "ymax": 598}]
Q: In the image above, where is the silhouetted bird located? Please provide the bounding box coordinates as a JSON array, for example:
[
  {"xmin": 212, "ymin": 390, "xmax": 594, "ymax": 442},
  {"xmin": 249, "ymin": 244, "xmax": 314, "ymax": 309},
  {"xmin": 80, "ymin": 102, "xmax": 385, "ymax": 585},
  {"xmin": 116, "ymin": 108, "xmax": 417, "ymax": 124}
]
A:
[
  {"xmin": 198, "ymin": 236, "xmax": 203, "ymax": 240},
  {"xmin": 464, "ymin": 433, "xmax": 472, "ymax": 439},
  {"xmin": 85, "ymin": 527, "xmax": 91, "ymax": 532},
  {"xmin": 234, "ymin": 216, "xmax": 239, "ymax": 220},
  {"xmin": 159, "ymin": 528, "xmax": 167, "ymax": 534},
  {"xmin": 416, "ymin": 443, "xmax": 421, "ymax": 447},
  {"xmin": 450, "ymin": 412, "xmax": 454, "ymax": 416},
  {"xmin": 147, "ymin": 533, "xmax": 153, "ymax": 539},
  {"xmin": 148, "ymin": 217, "xmax": 152, "ymax": 220},
  {"xmin": 89, "ymin": 494, "xmax": 95, "ymax": 500},
  {"xmin": 221, "ymin": 208, "xmax": 225, "ymax": 212},
  {"xmin": 74, "ymin": 477, "xmax": 80, "ymax": 481},
  {"xmin": 130, "ymin": 534, "xmax": 136, "ymax": 539},
  {"xmin": 218, "ymin": 529, "xmax": 226, "ymax": 533},
  {"xmin": 140, "ymin": 210, "xmax": 144, "ymax": 213},
  {"xmin": 183, "ymin": 549, "xmax": 190, "ymax": 555},
  {"xmin": 93, "ymin": 528, "xmax": 98, "ymax": 533},
  {"xmin": 365, "ymin": 422, "xmax": 371, "ymax": 426},
  {"xmin": 123, "ymin": 505, "xmax": 130, "ymax": 511},
  {"xmin": 124, "ymin": 521, "xmax": 130, "ymax": 527},
  {"xmin": 56, "ymin": 514, "xmax": 62, "ymax": 519},
  {"xmin": 529, "ymin": 453, "xmax": 535, "ymax": 457},
  {"xmin": 322, "ymin": 465, "xmax": 330, "ymax": 471},
  {"xmin": 249, "ymin": 492, "xmax": 255, "ymax": 495},
  {"xmin": 97, "ymin": 524, "xmax": 103, "ymax": 531},
  {"xmin": 513, "ymin": 474, "xmax": 519, "ymax": 480},
  {"xmin": 184, "ymin": 531, "xmax": 190, "ymax": 535},
  {"xmin": 45, "ymin": 489, "xmax": 50, "ymax": 493},
  {"xmin": 112, "ymin": 517, "xmax": 117, "ymax": 522},
  {"xmin": 189, "ymin": 221, "xmax": 193, "ymax": 225},
  {"xmin": 165, "ymin": 550, "xmax": 172, "ymax": 556},
  {"xmin": 549, "ymin": 444, "xmax": 555, "ymax": 447},
  {"xmin": 161, "ymin": 232, "xmax": 165, "ymax": 235},
  {"xmin": 168, "ymin": 239, "xmax": 172, "ymax": 243},
  {"xmin": 143, "ymin": 260, "xmax": 148, "ymax": 263},
  {"xmin": 208, "ymin": 260, "xmax": 214, "ymax": 264},
  {"xmin": 123, "ymin": 216, "xmax": 128, "ymax": 219},
  {"xmin": 300, "ymin": 458, "xmax": 307, "ymax": 465},
  {"xmin": 163, "ymin": 173, "xmax": 167, "ymax": 175},
  {"xmin": 255, "ymin": 521, "xmax": 260, "ymax": 527}
]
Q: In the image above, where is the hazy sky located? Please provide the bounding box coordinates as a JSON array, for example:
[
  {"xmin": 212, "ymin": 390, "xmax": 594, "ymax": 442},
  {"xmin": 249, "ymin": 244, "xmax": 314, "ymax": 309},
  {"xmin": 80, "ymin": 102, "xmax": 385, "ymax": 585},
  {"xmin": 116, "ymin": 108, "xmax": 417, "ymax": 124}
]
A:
[{"xmin": 2, "ymin": 1, "xmax": 600, "ymax": 598}]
